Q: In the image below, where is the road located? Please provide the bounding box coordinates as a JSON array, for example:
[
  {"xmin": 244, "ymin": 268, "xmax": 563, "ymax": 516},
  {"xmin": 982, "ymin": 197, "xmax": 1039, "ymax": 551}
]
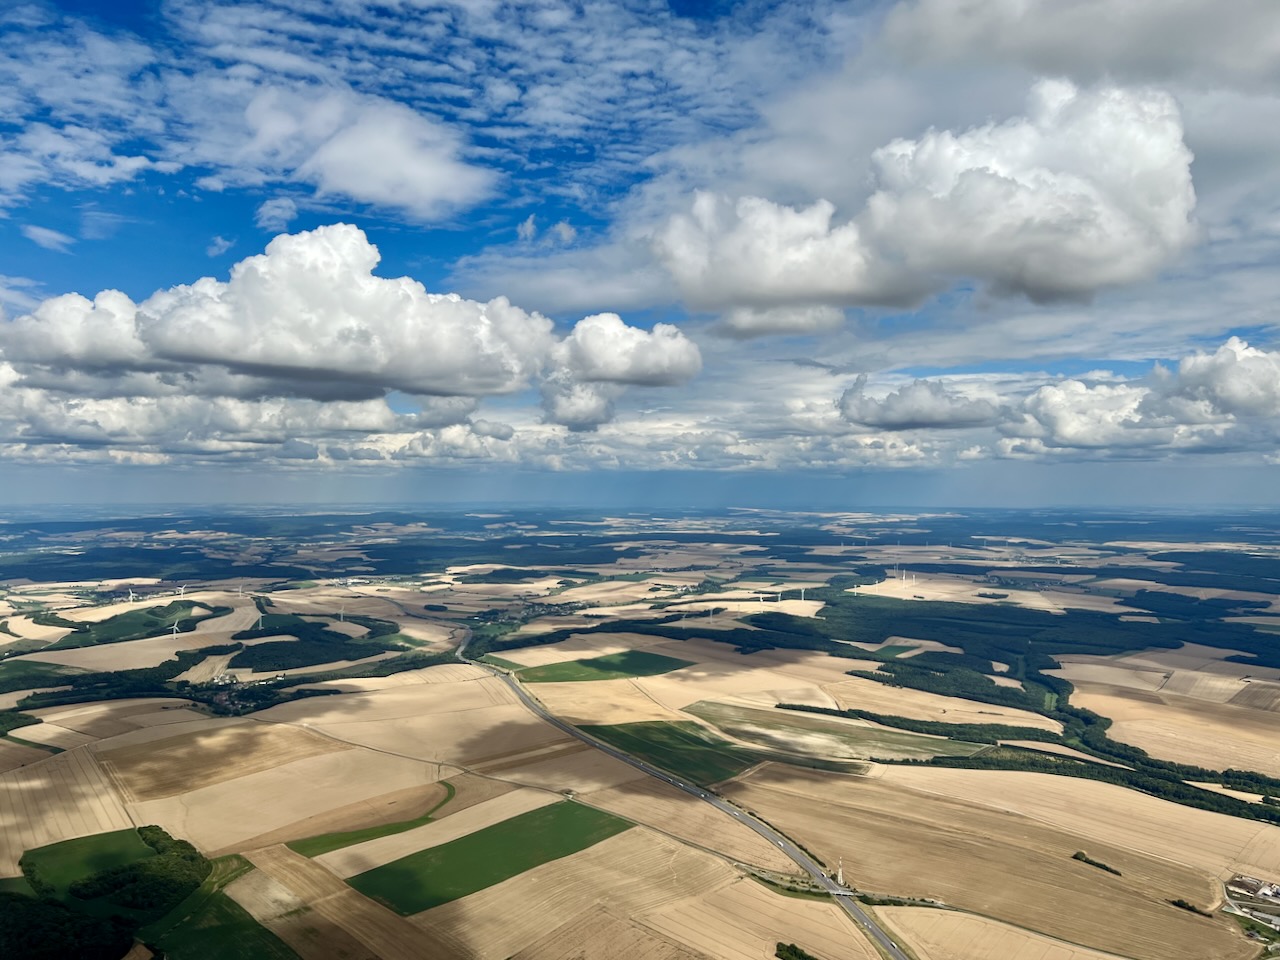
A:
[{"xmin": 456, "ymin": 634, "xmax": 910, "ymax": 960}]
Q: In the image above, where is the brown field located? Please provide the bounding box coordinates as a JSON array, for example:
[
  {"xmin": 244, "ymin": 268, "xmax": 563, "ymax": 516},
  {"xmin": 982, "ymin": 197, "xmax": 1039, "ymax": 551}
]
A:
[
  {"xmin": 224, "ymin": 868, "xmax": 377, "ymax": 960},
  {"xmin": 18, "ymin": 631, "xmax": 259, "ymax": 671},
  {"xmin": 529, "ymin": 678, "xmax": 690, "ymax": 725},
  {"xmin": 98, "ymin": 721, "xmax": 347, "ymax": 801},
  {"xmin": 642, "ymin": 876, "xmax": 878, "ymax": 960},
  {"xmin": 410, "ymin": 827, "xmax": 739, "ymax": 959},
  {"xmin": 431, "ymin": 772, "xmax": 517, "ymax": 819},
  {"xmin": 0, "ymin": 747, "xmax": 133, "ymax": 875},
  {"xmin": 0, "ymin": 739, "xmax": 50, "ymax": 773},
  {"xmin": 294, "ymin": 662, "xmax": 491, "ymax": 694},
  {"xmin": 720, "ymin": 764, "xmax": 1254, "ymax": 960},
  {"xmin": 512, "ymin": 910, "xmax": 703, "ymax": 960},
  {"xmin": 1, "ymin": 615, "xmax": 74, "ymax": 643},
  {"xmin": 132, "ymin": 746, "xmax": 440, "ymax": 853},
  {"xmin": 494, "ymin": 632, "xmax": 674, "ymax": 667},
  {"xmin": 173, "ymin": 653, "xmax": 235, "ymax": 683},
  {"xmin": 233, "ymin": 782, "xmax": 453, "ymax": 853},
  {"xmin": 877, "ymin": 907, "xmax": 1130, "ymax": 960},
  {"xmin": 30, "ymin": 698, "xmax": 199, "ymax": 739},
  {"xmin": 876, "ymin": 766, "xmax": 1280, "ymax": 879},
  {"xmin": 317, "ymin": 788, "xmax": 560, "ymax": 879},
  {"xmin": 1068, "ymin": 682, "xmax": 1280, "ymax": 776},
  {"xmin": 245, "ymin": 843, "xmax": 470, "ymax": 959},
  {"xmin": 8, "ymin": 721, "xmax": 97, "ymax": 749},
  {"xmin": 84, "ymin": 716, "xmax": 242, "ymax": 751},
  {"xmin": 255, "ymin": 678, "xmax": 565, "ymax": 767},
  {"xmin": 0, "ymin": 687, "xmax": 70, "ymax": 709},
  {"xmin": 824, "ymin": 675, "xmax": 1062, "ymax": 732},
  {"xmin": 488, "ymin": 742, "xmax": 648, "ymax": 794},
  {"xmin": 582, "ymin": 777, "xmax": 797, "ymax": 872}
]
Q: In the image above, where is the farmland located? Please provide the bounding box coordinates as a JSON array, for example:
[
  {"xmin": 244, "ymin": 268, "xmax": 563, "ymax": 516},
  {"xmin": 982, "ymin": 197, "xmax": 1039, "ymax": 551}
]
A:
[
  {"xmin": 517, "ymin": 649, "xmax": 695, "ymax": 683},
  {"xmin": 348, "ymin": 801, "xmax": 633, "ymax": 913},
  {"xmin": 4, "ymin": 507, "xmax": 1280, "ymax": 958}
]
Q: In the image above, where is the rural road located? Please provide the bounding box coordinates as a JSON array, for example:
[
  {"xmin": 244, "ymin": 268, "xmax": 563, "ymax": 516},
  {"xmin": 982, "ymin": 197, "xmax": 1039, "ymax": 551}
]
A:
[{"xmin": 456, "ymin": 633, "xmax": 911, "ymax": 960}]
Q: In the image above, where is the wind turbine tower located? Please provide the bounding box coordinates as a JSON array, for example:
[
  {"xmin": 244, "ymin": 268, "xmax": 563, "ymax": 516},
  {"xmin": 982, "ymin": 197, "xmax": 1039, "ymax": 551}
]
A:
[
  {"xmin": 837, "ymin": 858, "xmax": 844, "ymax": 887},
  {"xmin": 171, "ymin": 622, "xmax": 180, "ymax": 638},
  {"xmin": 179, "ymin": 584, "xmax": 186, "ymax": 599},
  {"xmin": 128, "ymin": 588, "xmax": 137, "ymax": 604}
]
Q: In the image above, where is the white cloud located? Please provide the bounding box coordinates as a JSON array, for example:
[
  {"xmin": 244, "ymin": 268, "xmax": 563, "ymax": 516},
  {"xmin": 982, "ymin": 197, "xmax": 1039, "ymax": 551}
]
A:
[
  {"xmin": 884, "ymin": 0, "xmax": 1280, "ymax": 90},
  {"xmin": 255, "ymin": 197, "xmax": 297, "ymax": 231},
  {"xmin": 553, "ymin": 313, "xmax": 701, "ymax": 387},
  {"xmin": 549, "ymin": 220, "xmax": 577, "ymax": 244},
  {"xmin": 718, "ymin": 305, "xmax": 846, "ymax": 339},
  {"xmin": 517, "ymin": 214, "xmax": 537, "ymax": 242},
  {"xmin": 656, "ymin": 81, "xmax": 1196, "ymax": 312},
  {"xmin": 20, "ymin": 225, "xmax": 74, "ymax": 253},
  {"xmin": 205, "ymin": 235, "xmax": 234, "ymax": 257},
  {"xmin": 840, "ymin": 376, "xmax": 1000, "ymax": 430}
]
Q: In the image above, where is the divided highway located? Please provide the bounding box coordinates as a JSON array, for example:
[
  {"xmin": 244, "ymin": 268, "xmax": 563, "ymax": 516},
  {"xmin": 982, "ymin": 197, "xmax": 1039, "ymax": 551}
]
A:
[{"xmin": 457, "ymin": 635, "xmax": 910, "ymax": 960}]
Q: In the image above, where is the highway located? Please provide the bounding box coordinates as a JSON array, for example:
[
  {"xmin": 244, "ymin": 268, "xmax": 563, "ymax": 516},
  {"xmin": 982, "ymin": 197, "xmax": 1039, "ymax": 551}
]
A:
[{"xmin": 457, "ymin": 634, "xmax": 910, "ymax": 960}]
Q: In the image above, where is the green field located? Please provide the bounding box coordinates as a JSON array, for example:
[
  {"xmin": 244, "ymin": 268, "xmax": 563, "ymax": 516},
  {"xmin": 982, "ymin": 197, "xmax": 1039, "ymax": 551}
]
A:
[
  {"xmin": 0, "ymin": 877, "xmax": 33, "ymax": 896},
  {"xmin": 518, "ymin": 649, "xmax": 695, "ymax": 683},
  {"xmin": 579, "ymin": 720, "xmax": 765, "ymax": 784},
  {"xmin": 288, "ymin": 781, "xmax": 456, "ymax": 857},
  {"xmin": 19, "ymin": 828, "xmax": 156, "ymax": 898},
  {"xmin": 0, "ymin": 661, "xmax": 81, "ymax": 694},
  {"xmin": 44, "ymin": 601, "xmax": 225, "ymax": 650},
  {"xmin": 141, "ymin": 855, "xmax": 297, "ymax": 960},
  {"xmin": 349, "ymin": 801, "xmax": 632, "ymax": 914},
  {"xmin": 686, "ymin": 700, "xmax": 988, "ymax": 762}
]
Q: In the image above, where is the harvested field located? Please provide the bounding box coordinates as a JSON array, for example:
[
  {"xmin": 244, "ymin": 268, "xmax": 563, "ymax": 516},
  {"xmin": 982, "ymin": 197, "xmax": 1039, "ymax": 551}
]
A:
[
  {"xmin": 256, "ymin": 679, "xmax": 564, "ymax": 767},
  {"xmin": 174, "ymin": 653, "xmax": 235, "ymax": 684},
  {"xmin": 878, "ymin": 907, "xmax": 1130, "ymax": 960},
  {"xmin": 290, "ymin": 662, "xmax": 490, "ymax": 693},
  {"xmin": 0, "ymin": 738, "xmax": 50, "ymax": 773},
  {"xmin": 1049, "ymin": 661, "xmax": 1168, "ymax": 691},
  {"xmin": 526, "ymin": 677, "xmax": 688, "ymax": 725},
  {"xmin": 410, "ymin": 828, "xmax": 738, "ymax": 959},
  {"xmin": 513, "ymin": 909, "xmax": 703, "ymax": 960},
  {"xmin": 85, "ymin": 716, "xmax": 241, "ymax": 751},
  {"xmin": 224, "ymin": 869, "xmax": 377, "ymax": 960},
  {"xmin": 431, "ymin": 772, "xmax": 516, "ymax": 819},
  {"xmin": 10, "ymin": 721, "xmax": 96, "ymax": 749},
  {"xmin": 134, "ymin": 747, "xmax": 440, "ymax": 854},
  {"xmin": 495, "ymin": 632, "xmax": 673, "ymax": 667},
  {"xmin": 16, "ymin": 631, "xmax": 262, "ymax": 671},
  {"xmin": 0, "ymin": 747, "xmax": 133, "ymax": 875},
  {"xmin": 245, "ymin": 844, "xmax": 470, "ymax": 960},
  {"xmin": 237, "ymin": 782, "xmax": 453, "ymax": 853},
  {"xmin": 99, "ymin": 721, "xmax": 347, "ymax": 801},
  {"xmin": 721, "ymin": 764, "xmax": 1252, "ymax": 960},
  {"xmin": 583, "ymin": 776, "xmax": 796, "ymax": 872},
  {"xmin": 30, "ymin": 698, "xmax": 198, "ymax": 739},
  {"xmin": 824, "ymin": 675, "xmax": 1063, "ymax": 732},
  {"xmin": 317, "ymin": 788, "xmax": 559, "ymax": 878},
  {"xmin": 642, "ymin": 876, "xmax": 879, "ymax": 960},
  {"xmin": 687, "ymin": 700, "xmax": 986, "ymax": 762},
  {"xmin": 1069, "ymin": 682, "xmax": 1280, "ymax": 776},
  {"xmin": 878, "ymin": 765, "xmax": 1280, "ymax": 879}
]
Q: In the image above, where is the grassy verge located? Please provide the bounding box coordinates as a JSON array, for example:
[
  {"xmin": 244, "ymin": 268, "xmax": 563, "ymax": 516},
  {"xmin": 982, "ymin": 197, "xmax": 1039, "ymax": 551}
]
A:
[
  {"xmin": 519, "ymin": 649, "xmax": 695, "ymax": 683},
  {"xmin": 479, "ymin": 654, "xmax": 525, "ymax": 670},
  {"xmin": 288, "ymin": 781, "xmax": 457, "ymax": 857},
  {"xmin": 349, "ymin": 801, "xmax": 631, "ymax": 914}
]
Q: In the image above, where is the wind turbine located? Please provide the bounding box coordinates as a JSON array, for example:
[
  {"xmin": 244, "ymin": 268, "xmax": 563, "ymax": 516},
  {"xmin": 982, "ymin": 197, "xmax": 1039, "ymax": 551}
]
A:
[
  {"xmin": 237, "ymin": 583, "xmax": 244, "ymax": 597},
  {"xmin": 800, "ymin": 587, "xmax": 806, "ymax": 602},
  {"xmin": 178, "ymin": 584, "xmax": 186, "ymax": 599},
  {"xmin": 257, "ymin": 613, "xmax": 264, "ymax": 630},
  {"xmin": 128, "ymin": 587, "xmax": 137, "ymax": 604},
  {"xmin": 339, "ymin": 605, "xmax": 345, "ymax": 623},
  {"xmin": 171, "ymin": 621, "xmax": 180, "ymax": 638}
]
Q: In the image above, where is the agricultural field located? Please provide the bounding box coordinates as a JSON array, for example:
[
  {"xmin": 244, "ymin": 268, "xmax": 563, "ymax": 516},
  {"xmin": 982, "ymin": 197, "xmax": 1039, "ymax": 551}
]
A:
[
  {"xmin": 685, "ymin": 699, "xmax": 988, "ymax": 761},
  {"xmin": 517, "ymin": 649, "xmax": 695, "ymax": 683},
  {"xmin": 348, "ymin": 801, "xmax": 633, "ymax": 914},
  {"xmin": 721, "ymin": 764, "xmax": 1258, "ymax": 960},
  {"xmin": 5, "ymin": 508, "xmax": 1280, "ymax": 959}
]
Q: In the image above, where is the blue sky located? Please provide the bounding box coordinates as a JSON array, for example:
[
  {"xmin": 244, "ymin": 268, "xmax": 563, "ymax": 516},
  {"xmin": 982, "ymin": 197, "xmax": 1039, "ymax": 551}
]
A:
[{"xmin": 2, "ymin": 0, "xmax": 1280, "ymax": 506}]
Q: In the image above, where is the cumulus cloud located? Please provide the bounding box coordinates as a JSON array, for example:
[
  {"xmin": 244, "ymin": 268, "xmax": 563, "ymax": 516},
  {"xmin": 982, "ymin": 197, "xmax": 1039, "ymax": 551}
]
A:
[
  {"xmin": 0, "ymin": 224, "xmax": 701, "ymax": 455},
  {"xmin": 655, "ymin": 80, "xmax": 1195, "ymax": 312},
  {"xmin": 840, "ymin": 376, "xmax": 1000, "ymax": 430},
  {"xmin": 205, "ymin": 235, "xmax": 233, "ymax": 257},
  {"xmin": 21, "ymin": 225, "xmax": 75, "ymax": 252},
  {"xmin": 553, "ymin": 313, "xmax": 701, "ymax": 386},
  {"xmin": 1144, "ymin": 336, "xmax": 1280, "ymax": 420}
]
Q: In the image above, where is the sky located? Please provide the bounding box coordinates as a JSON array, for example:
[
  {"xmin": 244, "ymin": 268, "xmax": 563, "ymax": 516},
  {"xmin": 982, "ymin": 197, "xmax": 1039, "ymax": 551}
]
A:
[{"xmin": 2, "ymin": 0, "xmax": 1280, "ymax": 507}]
